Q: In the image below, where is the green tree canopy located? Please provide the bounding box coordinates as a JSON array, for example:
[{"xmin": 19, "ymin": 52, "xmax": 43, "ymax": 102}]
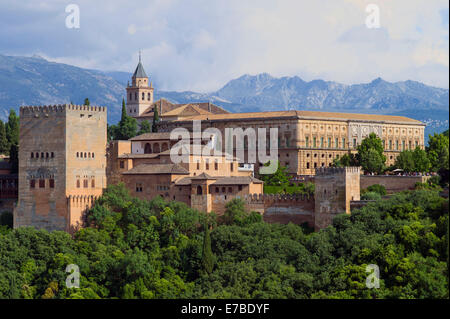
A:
[
  {"xmin": 426, "ymin": 132, "xmax": 449, "ymax": 172},
  {"xmin": 138, "ymin": 120, "xmax": 151, "ymax": 136},
  {"xmin": 259, "ymin": 161, "xmax": 290, "ymax": 187},
  {"xmin": 357, "ymin": 133, "xmax": 386, "ymax": 174},
  {"xmin": 84, "ymin": 98, "xmax": 90, "ymax": 106},
  {"xmin": 116, "ymin": 99, "xmax": 137, "ymax": 140}
]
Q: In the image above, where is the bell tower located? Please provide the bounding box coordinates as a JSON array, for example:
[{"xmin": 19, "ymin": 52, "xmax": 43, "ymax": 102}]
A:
[{"xmin": 126, "ymin": 52, "xmax": 154, "ymax": 117}]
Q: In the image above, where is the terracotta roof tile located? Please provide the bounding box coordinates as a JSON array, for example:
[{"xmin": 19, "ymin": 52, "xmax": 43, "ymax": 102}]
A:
[{"xmin": 123, "ymin": 163, "xmax": 189, "ymax": 175}]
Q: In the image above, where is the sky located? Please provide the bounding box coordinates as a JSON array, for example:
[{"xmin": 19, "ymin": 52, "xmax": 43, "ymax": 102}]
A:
[{"xmin": 0, "ymin": 0, "xmax": 448, "ymax": 92}]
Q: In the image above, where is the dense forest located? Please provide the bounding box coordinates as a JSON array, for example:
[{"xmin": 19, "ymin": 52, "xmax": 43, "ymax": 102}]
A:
[{"xmin": 0, "ymin": 182, "xmax": 448, "ymax": 299}]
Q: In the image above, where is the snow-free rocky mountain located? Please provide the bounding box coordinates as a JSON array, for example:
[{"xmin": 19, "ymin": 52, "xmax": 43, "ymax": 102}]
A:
[{"xmin": 0, "ymin": 54, "xmax": 448, "ymax": 138}]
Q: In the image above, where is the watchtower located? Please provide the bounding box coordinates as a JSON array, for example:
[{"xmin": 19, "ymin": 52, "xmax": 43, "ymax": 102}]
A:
[
  {"xmin": 314, "ymin": 166, "xmax": 360, "ymax": 230},
  {"xmin": 13, "ymin": 104, "xmax": 107, "ymax": 233}
]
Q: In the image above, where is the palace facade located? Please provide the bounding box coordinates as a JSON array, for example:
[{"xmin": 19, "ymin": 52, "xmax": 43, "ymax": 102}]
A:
[{"xmin": 127, "ymin": 60, "xmax": 426, "ymax": 176}]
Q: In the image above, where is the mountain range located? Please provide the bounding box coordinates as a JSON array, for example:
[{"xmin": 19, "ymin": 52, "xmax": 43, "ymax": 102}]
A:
[{"xmin": 0, "ymin": 54, "xmax": 448, "ymax": 139}]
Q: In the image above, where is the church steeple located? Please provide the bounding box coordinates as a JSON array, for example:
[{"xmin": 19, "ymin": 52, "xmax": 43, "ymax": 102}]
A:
[{"xmin": 126, "ymin": 52, "xmax": 154, "ymax": 118}]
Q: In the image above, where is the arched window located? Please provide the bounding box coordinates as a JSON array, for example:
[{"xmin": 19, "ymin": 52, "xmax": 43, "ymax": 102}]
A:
[
  {"xmin": 51, "ymin": 152, "xmax": 54, "ymax": 158},
  {"xmin": 135, "ymin": 92, "xmax": 138, "ymax": 100},
  {"xmin": 148, "ymin": 93, "xmax": 151, "ymax": 101},
  {"xmin": 144, "ymin": 143, "xmax": 152, "ymax": 154},
  {"xmin": 46, "ymin": 152, "xmax": 49, "ymax": 158},
  {"xmin": 142, "ymin": 92, "xmax": 145, "ymax": 101},
  {"xmin": 92, "ymin": 153, "xmax": 94, "ymax": 158},
  {"xmin": 153, "ymin": 143, "xmax": 160, "ymax": 153},
  {"xmin": 36, "ymin": 152, "xmax": 39, "ymax": 158},
  {"xmin": 161, "ymin": 143, "xmax": 168, "ymax": 152},
  {"xmin": 41, "ymin": 152, "xmax": 44, "ymax": 158},
  {"xmin": 84, "ymin": 152, "xmax": 87, "ymax": 158},
  {"xmin": 88, "ymin": 152, "xmax": 91, "ymax": 158},
  {"xmin": 197, "ymin": 186, "xmax": 203, "ymax": 195},
  {"xmin": 31, "ymin": 152, "xmax": 34, "ymax": 158}
]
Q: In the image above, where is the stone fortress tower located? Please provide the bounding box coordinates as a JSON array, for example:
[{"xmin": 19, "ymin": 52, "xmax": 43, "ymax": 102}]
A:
[
  {"xmin": 314, "ymin": 167, "xmax": 361, "ymax": 230},
  {"xmin": 126, "ymin": 52, "xmax": 154, "ymax": 118},
  {"xmin": 13, "ymin": 105, "xmax": 107, "ymax": 233}
]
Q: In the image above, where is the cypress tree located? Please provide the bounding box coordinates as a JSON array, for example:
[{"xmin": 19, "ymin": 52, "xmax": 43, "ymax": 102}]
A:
[
  {"xmin": 6, "ymin": 110, "xmax": 19, "ymax": 150},
  {"xmin": 0, "ymin": 120, "xmax": 8, "ymax": 155},
  {"xmin": 121, "ymin": 98, "xmax": 127, "ymax": 123},
  {"xmin": 84, "ymin": 98, "xmax": 90, "ymax": 106},
  {"xmin": 201, "ymin": 225, "xmax": 215, "ymax": 274},
  {"xmin": 152, "ymin": 106, "xmax": 159, "ymax": 132}
]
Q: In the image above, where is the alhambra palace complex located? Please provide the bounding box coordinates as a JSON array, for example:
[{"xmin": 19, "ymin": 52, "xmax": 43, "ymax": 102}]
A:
[{"xmin": 2, "ymin": 59, "xmax": 429, "ymax": 233}]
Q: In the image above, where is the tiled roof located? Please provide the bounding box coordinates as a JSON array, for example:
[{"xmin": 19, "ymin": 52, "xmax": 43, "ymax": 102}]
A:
[
  {"xmin": 163, "ymin": 104, "xmax": 213, "ymax": 117},
  {"xmin": 118, "ymin": 153, "xmax": 160, "ymax": 159},
  {"xmin": 213, "ymin": 176, "xmax": 263, "ymax": 185},
  {"xmin": 138, "ymin": 99, "xmax": 230, "ymax": 118},
  {"xmin": 123, "ymin": 163, "xmax": 189, "ymax": 175},
  {"xmin": 172, "ymin": 110, "xmax": 423, "ymax": 125},
  {"xmin": 130, "ymin": 132, "xmax": 172, "ymax": 141},
  {"xmin": 174, "ymin": 175, "xmax": 263, "ymax": 186},
  {"xmin": 132, "ymin": 62, "xmax": 148, "ymax": 78}
]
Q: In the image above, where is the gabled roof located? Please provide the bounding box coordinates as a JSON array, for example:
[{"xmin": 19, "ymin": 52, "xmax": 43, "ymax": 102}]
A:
[
  {"xmin": 123, "ymin": 163, "xmax": 189, "ymax": 175},
  {"xmin": 163, "ymin": 104, "xmax": 213, "ymax": 117},
  {"xmin": 138, "ymin": 99, "xmax": 230, "ymax": 118},
  {"xmin": 132, "ymin": 62, "xmax": 148, "ymax": 78}
]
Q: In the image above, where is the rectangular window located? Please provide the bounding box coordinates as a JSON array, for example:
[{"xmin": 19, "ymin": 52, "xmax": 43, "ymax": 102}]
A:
[
  {"xmin": 328, "ymin": 137, "xmax": 331, "ymax": 148},
  {"xmin": 382, "ymin": 140, "xmax": 385, "ymax": 149},
  {"xmin": 214, "ymin": 161, "xmax": 218, "ymax": 170},
  {"xmin": 402, "ymin": 140, "xmax": 405, "ymax": 151},
  {"xmin": 39, "ymin": 179, "xmax": 45, "ymax": 188},
  {"xmin": 238, "ymin": 185, "xmax": 242, "ymax": 191},
  {"xmin": 408, "ymin": 141, "xmax": 412, "ymax": 150},
  {"xmin": 206, "ymin": 159, "xmax": 209, "ymax": 170},
  {"xmin": 306, "ymin": 162, "xmax": 310, "ymax": 169},
  {"xmin": 320, "ymin": 137, "xmax": 324, "ymax": 148},
  {"xmin": 353, "ymin": 139, "xmax": 357, "ymax": 148},
  {"xmin": 196, "ymin": 161, "xmax": 200, "ymax": 170},
  {"xmin": 30, "ymin": 179, "xmax": 35, "ymax": 189},
  {"xmin": 335, "ymin": 138, "xmax": 338, "ymax": 148},
  {"xmin": 76, "ymin": 180, "xmax": 80, "ymax": 188},
  {"xmin": 136, "ymin": 183, "xmax": 143, "ymax": 192},
  {"xmin": 415, "ymin": 141, "xmax": 419, "ymax": 148},
  {"xmin": 305, "ymin": 136, "xmax": 309, "ymax": 148},
  {"xmin": 313, "ymin": 137, "xmax": 316, "ymax": 148},
  {"xmin": 119, "ymin": 161, "xmax": 124, "ymax": 169},
  {"xmin": 389, "ymin": 140, "xmax": 392, "ymax": 150},
  {"xmin": 83, "ymin": 180, "xmax": 88, "ymax": 188},
  {"xmin": 49, "ymin": 179, "xmax": 55, "ymax": 188},
  {"xmin": 396, "ymin": 140, "xmax": 399, "ymax": 150},
  {"xmin": 230, "ymin": 163, "xmax": 234, "ymax": 171},
  {"xmin": 342, "ymin": 138, "xmax": 346, "ymax": 149},
  {"xmin": 91, "ymin": 179, "xmax": 95, "ymax": 188}
]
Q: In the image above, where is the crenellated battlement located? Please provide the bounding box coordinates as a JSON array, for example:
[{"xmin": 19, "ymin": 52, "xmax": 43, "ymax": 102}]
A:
[
  {"xmin": 315, "ymin": 166, "xmax": 360, "ymax": 176},
  {"xmin": 19, "ymin": 104, "xmax": 107, "ymax": 116},
  {"xmin": 242, "ymin": 193, "xmax": 314, "ymax": 204}
]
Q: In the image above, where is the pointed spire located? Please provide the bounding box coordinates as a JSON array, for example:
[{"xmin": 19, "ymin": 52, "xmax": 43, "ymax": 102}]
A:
[{"xmin": 132, "ymin": 51, "xmax": 148, "ymax": 79}]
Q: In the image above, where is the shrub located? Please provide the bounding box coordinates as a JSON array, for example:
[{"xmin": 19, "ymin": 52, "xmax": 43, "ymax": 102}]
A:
[
  {"xmin": 366, "ymin": 184, "xmax": 387, "ymax": 196},
  {"xmin": 360, "ymin": 192, "xmax": 382, "ymax": 200}
]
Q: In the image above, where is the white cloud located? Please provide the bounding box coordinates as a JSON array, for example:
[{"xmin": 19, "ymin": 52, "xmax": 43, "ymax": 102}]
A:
[{"xmin": 0, "ymin": 0, "xmax": 448, "ymax": 90}]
